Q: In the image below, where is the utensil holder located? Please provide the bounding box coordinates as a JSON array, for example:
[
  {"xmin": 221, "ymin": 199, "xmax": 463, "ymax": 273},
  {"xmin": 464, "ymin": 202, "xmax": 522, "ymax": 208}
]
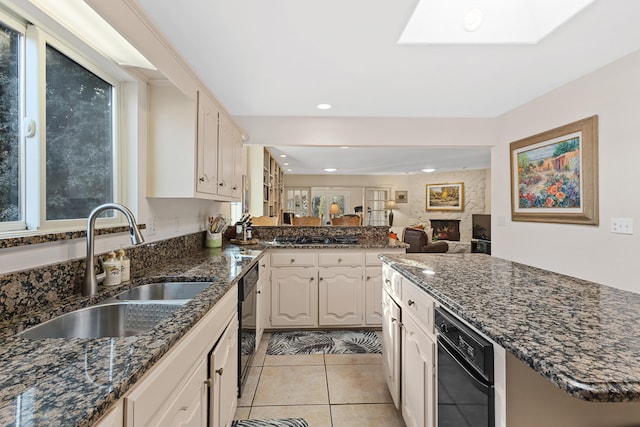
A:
[{"xmin": 206, "ymin": 231, "xmax": 222, "ymax": 248}]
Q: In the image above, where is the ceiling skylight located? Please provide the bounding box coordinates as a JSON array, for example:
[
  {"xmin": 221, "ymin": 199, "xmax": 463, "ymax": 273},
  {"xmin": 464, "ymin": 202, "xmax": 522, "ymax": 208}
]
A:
[{"xmin": 399, "ymin": 0, "xmax": 594, "ymax": 45}]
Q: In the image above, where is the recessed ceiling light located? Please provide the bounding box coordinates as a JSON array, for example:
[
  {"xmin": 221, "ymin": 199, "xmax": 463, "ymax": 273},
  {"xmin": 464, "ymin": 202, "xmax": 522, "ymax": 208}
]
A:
[
  {"xmin": 324, "ymin": 168, "xmax": 337, "ymax": 172},
  {"xmin": 317, "ymin": 104, "xmax": 332, "ymax": 110},
  {"xmin": 462, "ymin": 8, "xmax": 484, "ymax": 32},
  {"xmin": 340, "ymin": 146, "xmax": 349, "ymax": 149},
  {"xmin": 422, "ymin": 168, "xmax": 436, "ymax": 173},
  {"xmin": 279, "ymin": 154, "xmax": 287, "ymax": 158},
  {"xmin": 287, "ymin": 169, "xmax": 292, "ymax": 172},
  {"xmin": 283, "ymin": 162, "xmax": 289, "ymax": 166}
]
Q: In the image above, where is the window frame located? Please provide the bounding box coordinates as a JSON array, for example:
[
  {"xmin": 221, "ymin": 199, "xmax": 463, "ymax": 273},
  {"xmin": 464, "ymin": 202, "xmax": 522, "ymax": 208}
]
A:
[
  {"xmin": 0, "ymin": 11, "xmax": 26, "ymax": 232},
  {"xmin": 0, "ymin": 19, "xmax": 128, "ymax": 234}
]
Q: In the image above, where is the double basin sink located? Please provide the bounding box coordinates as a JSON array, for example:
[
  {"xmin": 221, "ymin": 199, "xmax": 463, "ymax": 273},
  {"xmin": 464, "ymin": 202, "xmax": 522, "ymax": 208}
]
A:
[{"xmin": 18, "ymin": 282, "xmax": 211, "ymax": 339}]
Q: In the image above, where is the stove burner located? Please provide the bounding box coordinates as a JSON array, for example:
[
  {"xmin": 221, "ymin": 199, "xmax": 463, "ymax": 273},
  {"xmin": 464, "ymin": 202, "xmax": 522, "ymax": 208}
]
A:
[{"xmin": 273, "ymin": 235, "xmax": 359, "ymax": 245}]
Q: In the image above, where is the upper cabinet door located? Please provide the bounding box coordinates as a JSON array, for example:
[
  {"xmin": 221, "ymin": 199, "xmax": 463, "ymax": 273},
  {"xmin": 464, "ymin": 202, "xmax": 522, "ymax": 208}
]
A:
[
  {"xmin": 197, "ymin": 92, "xmax": 220, "ymax": 195},
  {"xmin": 216, "ymin": 113, "xmax": 234, "ymax": 197}
]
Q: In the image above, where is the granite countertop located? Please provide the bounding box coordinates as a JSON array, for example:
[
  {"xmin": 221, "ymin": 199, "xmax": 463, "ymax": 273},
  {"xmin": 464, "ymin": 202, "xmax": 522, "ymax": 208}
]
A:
[
  {"xmin": 380, "ymin": 253, "xmax": 640, "ymax": 402},
  {"xmin": 0, "ymin": 245, "xmax": 265, "ymax": 427}
]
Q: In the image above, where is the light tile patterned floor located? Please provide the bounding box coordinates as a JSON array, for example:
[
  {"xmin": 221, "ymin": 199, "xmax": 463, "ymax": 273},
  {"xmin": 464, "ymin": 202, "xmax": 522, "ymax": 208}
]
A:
[{"xmin": 235, "ymin": 332, "xmax": 406, "ymax": 427}]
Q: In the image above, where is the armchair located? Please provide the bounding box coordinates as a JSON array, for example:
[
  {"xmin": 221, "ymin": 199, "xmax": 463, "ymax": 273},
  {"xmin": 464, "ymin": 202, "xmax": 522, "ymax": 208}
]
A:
[{"xmin": 402, "ymin": 227, "xmax": 449, "ymax": 253}]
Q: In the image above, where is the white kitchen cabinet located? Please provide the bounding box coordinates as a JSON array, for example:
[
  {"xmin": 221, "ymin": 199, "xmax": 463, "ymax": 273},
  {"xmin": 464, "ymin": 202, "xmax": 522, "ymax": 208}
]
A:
[
  {"xmin": 256, "ymin": 255, "xmax": 270, "ymax": 345},
  {"xmin": 401, "ymin": 312, "xmax": 436, "ymax": 427},
  {"xmin": 147, "ymin": 82, "xmax": 241, "ymax": 201},
  {"xmin": 271, "ymin": 267, "xmax": 318, "ymax": 327},
  {"xmin": 216, "ymin": 112, "xmax": 243, "ymax": 198},
  {"xmin": 364, "ymin": 266, "xmax": 383, "ymax": 325},
  {"xmin": 209, "ymin": 314, "xmax": 239, "ymax": 427},
  {"xmin": 382, "ymin": 288, "xmax": 401, "ymax": 409},
  {"xmin": 318, "ymin": 268, "xmax": 363, "ymax": 326},
  {"xmin": 196, "ymin": 92, "xmax": 220, "ymax": 195},
  {"xmin": 365, "ymin": 249, "xmax": 404, "ymax": 327},
  {"xmin": 124, "ymin": 287, "xmax": 237, "ymax": 427},
  {"xmin": 94, "ymin": 400, "xmax": 123, "ymax": 427}
]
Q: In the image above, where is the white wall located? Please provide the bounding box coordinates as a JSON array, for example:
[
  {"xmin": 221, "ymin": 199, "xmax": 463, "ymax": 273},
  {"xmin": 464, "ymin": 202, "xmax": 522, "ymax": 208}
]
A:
[{"xmin": 493, "ymin": 50, "xmax": 640, "ymax": 292}]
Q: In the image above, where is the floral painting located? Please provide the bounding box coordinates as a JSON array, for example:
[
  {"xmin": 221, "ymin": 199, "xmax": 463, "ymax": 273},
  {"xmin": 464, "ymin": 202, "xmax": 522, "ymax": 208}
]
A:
[
  {"xmin": 516, "ymin": 136, "xmax": 581, "ymax": 209},
  {"xmin": 510, "ymin": 116, "xmax": 599, "ymax": 225}
]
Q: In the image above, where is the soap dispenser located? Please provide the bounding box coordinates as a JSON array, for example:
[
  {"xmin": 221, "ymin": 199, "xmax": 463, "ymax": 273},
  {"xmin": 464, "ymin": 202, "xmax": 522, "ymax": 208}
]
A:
[
  {"xmin": 103, "ymin": 250, "xmax": 122, "ymax": 286},
  {"xmin": 117, "ymin": 247, "xmax": 130, "ymax": 282}
]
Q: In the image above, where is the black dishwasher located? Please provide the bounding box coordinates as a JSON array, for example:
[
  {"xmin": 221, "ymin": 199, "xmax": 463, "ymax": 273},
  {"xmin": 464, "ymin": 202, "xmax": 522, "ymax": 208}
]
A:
[
  {"xmin": 435, "ymin": 306, "xmax": 494, "ymax": 427},
  {"xmin": 237, "ymin": 262, "xmax": 259, "ymax": 397}
]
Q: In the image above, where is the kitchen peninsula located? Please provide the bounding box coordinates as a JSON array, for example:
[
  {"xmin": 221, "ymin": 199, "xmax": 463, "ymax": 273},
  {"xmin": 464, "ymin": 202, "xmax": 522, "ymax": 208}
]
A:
[{"xmin": 381, "ymin": 252, "xmax": 640, "ymax": 426}]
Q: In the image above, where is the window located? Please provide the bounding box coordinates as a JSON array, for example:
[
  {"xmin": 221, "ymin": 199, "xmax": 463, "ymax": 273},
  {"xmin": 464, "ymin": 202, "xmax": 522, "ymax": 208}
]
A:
[
  {"xmin": 45, "ymin": 45, "xmax": 114, "ymax": 220},
  {"xmin": 365, "ymin": 187, "xmax": 390, "ymax": 226},
  {"xmin": 0, "ymin": 21, "xmax": 22, "ymax": 226},
  {"xmin": 311, "ymin": 190, "xmax": 350, "ymax": 224},
  {"xmin": 0, "ymin": 12, "xmax": 123, "ymax": 233},
  {"xmin": 285, "ymin": 187, "xmax": 310, "ymax": 218}
]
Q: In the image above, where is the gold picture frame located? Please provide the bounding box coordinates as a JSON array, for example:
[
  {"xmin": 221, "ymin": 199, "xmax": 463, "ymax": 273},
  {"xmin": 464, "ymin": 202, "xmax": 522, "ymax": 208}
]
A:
[
  {"xmin": 510, "ymin": 115, "xmax": 599, "ymax": 225},
  {"xmin": 426, "ymin": 183, "xmax": 464, "ymax": 211}
]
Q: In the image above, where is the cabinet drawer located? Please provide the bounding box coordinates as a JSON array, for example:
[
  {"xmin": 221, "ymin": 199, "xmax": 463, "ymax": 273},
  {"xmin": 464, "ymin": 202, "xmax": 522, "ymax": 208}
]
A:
[
  {"xmin": 365, "ymin": 251, "xmax": 382, "ymax": 266},
  {"xmin": 382, "ymin": 265, "xmax": 402, "ymax": 301},
  {"xmin": 402, "ymin": 280, "xmax": 436, "ymax": 334},
  {"xmin": 271, "ymin": 251, "xmax": 316, "ymax": 267},
  {"xmin": 318, "ymin": 251, "xmax": 363, "ymax": 267}
]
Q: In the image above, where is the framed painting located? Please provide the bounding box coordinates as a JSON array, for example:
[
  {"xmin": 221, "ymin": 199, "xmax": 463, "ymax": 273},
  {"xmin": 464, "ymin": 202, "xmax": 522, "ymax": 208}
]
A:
[
  {"xmin": 510, "ymin": 115, "xmax": 599, "ymax": 225},
  {"xmin": 395, "ymin": 190, "xmax": 408, "ymax": 203},
  {"xmin": 426, "ymin": 183, "xmax": 464, "ymax": 211}
]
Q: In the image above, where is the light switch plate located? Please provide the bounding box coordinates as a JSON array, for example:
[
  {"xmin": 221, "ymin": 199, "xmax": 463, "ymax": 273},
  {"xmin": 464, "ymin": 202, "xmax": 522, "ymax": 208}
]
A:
[{"xmin": 611, "ymin": 217, "xmax": 633, "ymax": 234}]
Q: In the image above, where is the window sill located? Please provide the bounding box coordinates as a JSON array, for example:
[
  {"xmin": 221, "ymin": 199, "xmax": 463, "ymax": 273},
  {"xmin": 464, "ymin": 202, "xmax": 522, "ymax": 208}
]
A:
[{"xmin": 0, "ymin": 224, "xmax": 146, "ymax": 250}]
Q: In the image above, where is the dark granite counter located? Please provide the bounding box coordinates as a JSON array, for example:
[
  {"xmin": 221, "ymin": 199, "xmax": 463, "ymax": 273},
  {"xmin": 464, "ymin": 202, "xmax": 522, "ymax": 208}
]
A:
[
  {"xmin": 380, "ymin": 252, "xmax": 640, "ymax": 402},
  {"xmin": 0, "ymin": 245, "xmax": 265, "ymax": 426}
]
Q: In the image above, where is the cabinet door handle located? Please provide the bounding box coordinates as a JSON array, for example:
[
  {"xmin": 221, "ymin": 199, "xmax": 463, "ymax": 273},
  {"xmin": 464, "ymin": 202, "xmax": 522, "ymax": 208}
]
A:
[
  {"xmin": 338, "ymin": 258, "xmax": 342, "ymax": 263},
  {"xmin": 290, "ymin": 259, "xmax": 295, "ymax": 263},
  {"xmin": 204, "ymin": 378, "xmax": 212, "ymax": 387},
  {"xmin": 261, "ymin": 263, "xmax": 266, "ymax": 268},
  {"xmin": 199, "ymin": 177, "xmax": 205, "ymax": 182},
  {"xmin": 319, "ymin": 277, "xmax": 324, "ymax": 281},
  {"xmin": 391, "ymin": 317, "xmax": 397, "ymax": 323},
  {"xmin": 215, "ymin": 368, "xmax": 224, "ymax": 376},
  {"xmin": 408, "ymin": 300, "xmax": 415, "ymax": 306},
  {"xmin": 256, "ymin": 290, "xmax": 261, "ymax": 294},
  {"xmin": 385, "ymin": 279, "xmax": 391, "ymax": 284},
  {"xmin": 218, "ymin": 181, "xmax": 225, "ymax": 187},
  {"xmin": 366, "ymin": 276, "xmax": 371, "ymax": 280},
  {"xmin": 310, "ymin": 277, "xmax": 314, "ymax": 281},
  {"xmin": 232, "ymin": 185, "xmax": 238, "ymax": 190}
]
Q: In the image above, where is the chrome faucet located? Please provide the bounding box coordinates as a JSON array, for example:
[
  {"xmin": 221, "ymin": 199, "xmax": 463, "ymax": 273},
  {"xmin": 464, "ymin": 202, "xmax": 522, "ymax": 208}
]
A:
[{"xmin": 82, "ymin": 203, "xmax": 145, "ymax": 296}]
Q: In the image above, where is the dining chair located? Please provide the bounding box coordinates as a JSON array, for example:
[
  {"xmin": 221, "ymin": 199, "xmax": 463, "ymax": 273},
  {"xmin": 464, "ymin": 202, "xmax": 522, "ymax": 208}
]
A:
[
  {"xmin": 251, "ymin": 215, "xmax": 279, "ymax": 226},
  {"xmin": 291, "ymin": 216, "xmax": 322, "ymax": 226}
]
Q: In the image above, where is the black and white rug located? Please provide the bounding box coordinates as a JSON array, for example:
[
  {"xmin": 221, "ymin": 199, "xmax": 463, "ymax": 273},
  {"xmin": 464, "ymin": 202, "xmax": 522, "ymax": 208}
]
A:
[
  {"xmin": 267, "ymin": 330, "xmax": 381, "ymax": 355},
  {"xmin": 231, "ymin": 419, "xmax": 308, "ymax": 427}
]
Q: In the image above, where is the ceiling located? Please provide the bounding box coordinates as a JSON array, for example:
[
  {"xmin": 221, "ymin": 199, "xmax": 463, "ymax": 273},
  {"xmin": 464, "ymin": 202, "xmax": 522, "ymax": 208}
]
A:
[{"xmin": 133, "ymin": 0, "xmax": 640, "ymax": 174}]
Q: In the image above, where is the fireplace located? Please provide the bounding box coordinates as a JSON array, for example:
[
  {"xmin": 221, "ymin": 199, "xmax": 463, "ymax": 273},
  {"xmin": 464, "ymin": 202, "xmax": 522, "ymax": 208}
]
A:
[{"xmin": 430, "ymin": 219, "xmax": 460, "ymax": 241}]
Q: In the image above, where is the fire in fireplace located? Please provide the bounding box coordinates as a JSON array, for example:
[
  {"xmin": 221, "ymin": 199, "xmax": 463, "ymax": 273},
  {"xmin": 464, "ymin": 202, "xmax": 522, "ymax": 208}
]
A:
[{"xmin": 430, "ymin": 219, "xmax": 461, "ymax": 241}]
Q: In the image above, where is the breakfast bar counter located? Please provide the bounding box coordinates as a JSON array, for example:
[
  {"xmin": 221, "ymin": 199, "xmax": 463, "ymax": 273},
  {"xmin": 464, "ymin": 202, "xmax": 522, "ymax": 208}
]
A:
[{"xmin": 380, "ymin": 252, "xmax": 640, "ymax": 403}]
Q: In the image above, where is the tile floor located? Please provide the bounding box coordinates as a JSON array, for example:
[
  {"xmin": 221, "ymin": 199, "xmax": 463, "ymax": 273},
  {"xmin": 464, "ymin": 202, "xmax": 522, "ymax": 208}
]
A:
[{"xmin": 234, "ymin": 332, "xmax": 406, "ymax": 427}]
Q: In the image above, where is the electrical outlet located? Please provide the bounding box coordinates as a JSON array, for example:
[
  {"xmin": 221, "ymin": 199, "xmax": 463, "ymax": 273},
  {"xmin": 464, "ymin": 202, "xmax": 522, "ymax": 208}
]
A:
[
  {"xmin": 611, "ymin": 217, "xmax": 633, "ymax": 234},
  {"xmin": 147, "ymin": 217, "xmax": 157, "ymax": 236}
]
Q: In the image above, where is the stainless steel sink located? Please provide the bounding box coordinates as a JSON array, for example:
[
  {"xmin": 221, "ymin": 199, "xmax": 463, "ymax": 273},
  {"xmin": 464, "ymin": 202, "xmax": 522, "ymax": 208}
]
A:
[
  {"xmin": 18, "ymin": 302, "xmax": 181, "ymax": 339},
  {"xmin": 112, "ymin": 282, "xmax": 210, "ymax": 302}
]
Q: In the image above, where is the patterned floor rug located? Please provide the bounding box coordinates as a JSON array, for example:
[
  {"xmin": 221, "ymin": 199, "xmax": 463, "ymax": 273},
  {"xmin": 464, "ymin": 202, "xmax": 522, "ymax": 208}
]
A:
[
  {"xmin": 267, "ymin": 330, "xmax": 381, "ymax": 355},
  {"xmin": 231, "ymin": 419, "xmax": 308, "ymax": 427}
]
